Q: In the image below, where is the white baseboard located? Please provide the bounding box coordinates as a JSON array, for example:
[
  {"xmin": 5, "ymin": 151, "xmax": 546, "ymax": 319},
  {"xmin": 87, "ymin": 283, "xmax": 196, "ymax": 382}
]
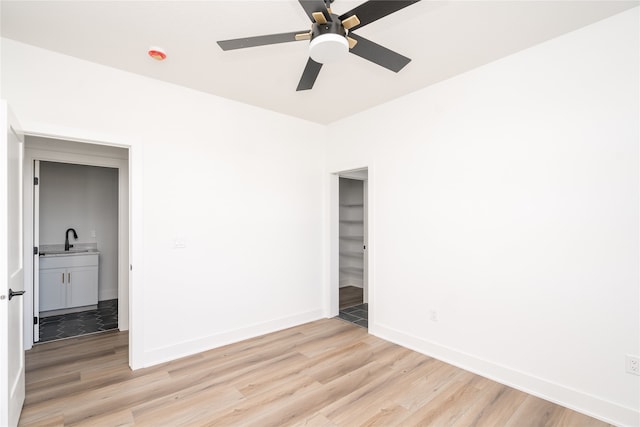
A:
[
  {"xmin": 371, "ymin": 323, "xmax": 639, "ymax": 427},
  {"xmin": 141, "ymin": 309, "xmax": 324, "ymax": 368}
]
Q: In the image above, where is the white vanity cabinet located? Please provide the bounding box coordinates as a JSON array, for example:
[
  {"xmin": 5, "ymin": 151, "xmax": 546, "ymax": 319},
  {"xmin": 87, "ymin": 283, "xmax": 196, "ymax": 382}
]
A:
[
  {"xmin": 39, "ymin": 253, "xmax": 99, "ymax": 313},
  {"xmin": 39, "ymin": 267, "xmax": 67, "ymax": 311}
]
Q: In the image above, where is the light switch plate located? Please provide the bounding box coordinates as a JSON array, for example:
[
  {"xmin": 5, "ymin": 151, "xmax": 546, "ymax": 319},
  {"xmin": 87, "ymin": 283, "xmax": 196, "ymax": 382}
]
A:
[{"xmin": 627, "ymin": 355, "xmax": 640, "ymax": 375}]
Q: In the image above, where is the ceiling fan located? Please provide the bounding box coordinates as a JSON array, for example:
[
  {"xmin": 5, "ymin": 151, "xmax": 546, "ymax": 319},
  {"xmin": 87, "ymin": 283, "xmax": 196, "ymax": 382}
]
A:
[{"xmin": 217, "ymin": 0, "xmax": 421, "ymax": 91}]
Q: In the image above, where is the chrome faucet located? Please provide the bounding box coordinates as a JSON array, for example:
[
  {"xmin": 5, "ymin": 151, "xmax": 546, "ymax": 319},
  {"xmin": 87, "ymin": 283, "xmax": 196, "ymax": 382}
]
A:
[{"xmin": 64, "ymin": 228, "xmax": 78, "ymax": 251}]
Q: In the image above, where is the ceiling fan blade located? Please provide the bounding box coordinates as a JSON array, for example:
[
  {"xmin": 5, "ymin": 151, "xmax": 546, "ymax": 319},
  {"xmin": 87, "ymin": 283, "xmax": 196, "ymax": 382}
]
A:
[
  {"xmin": 298, "ymin": 0, "xmax": 332, "ymax": 23},
  {"xmin": 348, "ymin": 33, "xmax": 410, "ymax": 72},
  {"xmin": 339, "ymin": 0, "xmax": 420, "ymax": 31},
  {"xmin": 217, "ymin": 30, "xmax": 309, "ymax": 51},
  {"xmin": 296, "ymin": 58, "xmax": 323, "ymax": 91}
]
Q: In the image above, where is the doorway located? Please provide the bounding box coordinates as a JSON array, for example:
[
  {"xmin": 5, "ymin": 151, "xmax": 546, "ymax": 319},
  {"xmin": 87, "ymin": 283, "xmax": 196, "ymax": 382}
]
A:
[
  {"xmin": 336, "ymin": 169, "xmax": 368, "ymax": 328},
  {"xmin": 23, "ymin": 136, "xmax": 129, "ymax": 348},
  {"xmin": 35, "ymin": 161, "xmax": 119, "ymax": 342}
]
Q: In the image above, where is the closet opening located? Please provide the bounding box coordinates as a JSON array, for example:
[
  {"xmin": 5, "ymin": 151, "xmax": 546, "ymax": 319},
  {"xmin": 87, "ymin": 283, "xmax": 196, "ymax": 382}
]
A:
[{"xmin": 336, "ymin": 169, "xmax": 368, "ymax": 328}]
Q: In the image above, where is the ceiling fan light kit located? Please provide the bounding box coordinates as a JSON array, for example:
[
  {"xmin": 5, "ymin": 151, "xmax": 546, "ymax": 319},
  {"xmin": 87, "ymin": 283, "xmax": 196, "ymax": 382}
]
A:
[
  {"xmin": 217, "ymin": 0, "xmax": 420, "ymax": 91},
  {"xmin": 309, "ymin": 33, "xmax": 349, "ymax": 63}
]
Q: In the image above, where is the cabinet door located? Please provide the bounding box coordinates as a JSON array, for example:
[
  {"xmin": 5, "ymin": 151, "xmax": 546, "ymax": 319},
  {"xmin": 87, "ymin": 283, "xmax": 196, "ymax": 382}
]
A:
[
  {"xmin": 39, "ymin": 268, "xmax": 67, "ymax": 312},
  {"xmin": 67, "ymin": 266, "xmax": 98, "ymax": 308}
]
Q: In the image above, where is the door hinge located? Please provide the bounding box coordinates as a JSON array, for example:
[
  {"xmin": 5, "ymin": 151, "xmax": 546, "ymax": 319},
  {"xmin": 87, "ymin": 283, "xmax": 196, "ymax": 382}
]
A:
[
  {"xmin": 34, "ymin": 177, "xmax": 39, "ymax": 185},
  {"xmin": 34, "ymin": 316, "xmax": 38, "ymax": 325},
  {"xmin": 34, "ymin": 246, "xmax": 38, "ymax": 255}
]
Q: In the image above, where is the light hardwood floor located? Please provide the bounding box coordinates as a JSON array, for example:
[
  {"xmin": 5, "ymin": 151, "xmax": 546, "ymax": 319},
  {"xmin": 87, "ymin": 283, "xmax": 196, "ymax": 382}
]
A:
[{"xmin": 20, "ymin": 319, "xmax": 611, "ymax": 426}]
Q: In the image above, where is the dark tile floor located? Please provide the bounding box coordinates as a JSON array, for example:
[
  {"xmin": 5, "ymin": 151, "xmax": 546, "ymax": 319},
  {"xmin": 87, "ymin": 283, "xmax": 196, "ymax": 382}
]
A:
[
  {"xmin": 338, "ymin": 303, "xmax": 368, "ymax": 328},
  {"xmin": 38, "ymin": 299, "xmax": 118, "ymax": 343}
]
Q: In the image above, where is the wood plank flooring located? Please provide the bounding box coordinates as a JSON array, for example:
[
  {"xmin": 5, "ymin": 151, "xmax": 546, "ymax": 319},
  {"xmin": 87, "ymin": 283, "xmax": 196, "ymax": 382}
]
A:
[
  {"xmin": 19, "ymin": 319, "xmax": 611, "ymax": 427},
  {"xmin": 339, "ymin": 286, "xmax": 363, "ymax": 309}
]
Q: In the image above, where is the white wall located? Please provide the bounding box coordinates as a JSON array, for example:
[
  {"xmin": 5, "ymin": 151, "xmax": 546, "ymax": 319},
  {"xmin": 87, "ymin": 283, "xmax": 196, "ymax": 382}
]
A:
[
  {"xmin": 1, "ymin": 38, "xmax": 326, "ymax": 368},
  {"xmin": 326, "ymin": 8, "xmax": 639, "ymax": 426},
  {"xmin": 39, "ymin": 161, "xmax": 119, "ymax": 301}
]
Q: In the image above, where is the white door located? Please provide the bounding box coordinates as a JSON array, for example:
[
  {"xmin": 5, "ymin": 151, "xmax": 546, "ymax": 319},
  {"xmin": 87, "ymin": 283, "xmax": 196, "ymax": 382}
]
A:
[{"xmin": 0, "ymin": 101, "xmax": 26, "ymax": 427}]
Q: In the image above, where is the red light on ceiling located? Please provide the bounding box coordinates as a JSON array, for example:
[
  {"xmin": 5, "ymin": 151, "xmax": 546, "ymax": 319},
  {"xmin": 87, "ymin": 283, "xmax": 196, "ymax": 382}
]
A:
[{"xmin": 148, "ymin": 47, "xmax": 166, "ymax": 61}]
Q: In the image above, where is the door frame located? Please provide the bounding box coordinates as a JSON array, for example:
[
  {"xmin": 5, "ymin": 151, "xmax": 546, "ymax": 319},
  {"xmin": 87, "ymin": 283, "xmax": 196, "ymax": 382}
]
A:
[
  {"xmin": 327, "ymin": 166, "xmax": 373, "ymax": 327},
  {"xmin": 32, "ymin": 160, "xmax": 40, "ymax": 342},
  {"xmin": 22, "ymin": 135, "xmax": 130, "ymax": 350}
]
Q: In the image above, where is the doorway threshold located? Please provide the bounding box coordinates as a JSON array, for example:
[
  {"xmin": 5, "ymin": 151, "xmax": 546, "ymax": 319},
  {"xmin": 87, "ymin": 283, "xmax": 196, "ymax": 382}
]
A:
[{"xmin": 337, "ymin": 303, "xmax": 368, "ymax": 328}]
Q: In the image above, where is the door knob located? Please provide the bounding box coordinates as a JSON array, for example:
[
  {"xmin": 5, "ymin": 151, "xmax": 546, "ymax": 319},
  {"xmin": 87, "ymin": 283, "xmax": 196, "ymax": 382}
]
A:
[{"xmin": 8, "ymin": 288, "xmax": 26, "ymax": 301}]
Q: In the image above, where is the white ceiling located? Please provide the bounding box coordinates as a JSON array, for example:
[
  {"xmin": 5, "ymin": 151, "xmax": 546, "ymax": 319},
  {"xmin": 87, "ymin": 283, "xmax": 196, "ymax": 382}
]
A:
[{"xmin": 1, "ymin": 1, "xmax": 637, "ymax": 124}]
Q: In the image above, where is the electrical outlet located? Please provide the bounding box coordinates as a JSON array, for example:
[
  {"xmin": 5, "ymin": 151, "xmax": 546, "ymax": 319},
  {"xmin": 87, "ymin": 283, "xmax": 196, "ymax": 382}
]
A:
[
  {"xmin": 428, "ymin": 309, "xmax": 438, "ymax": 322},
  {"xmin": 626, "ymin": 355, "xmax": 640, "ymax": 375}
]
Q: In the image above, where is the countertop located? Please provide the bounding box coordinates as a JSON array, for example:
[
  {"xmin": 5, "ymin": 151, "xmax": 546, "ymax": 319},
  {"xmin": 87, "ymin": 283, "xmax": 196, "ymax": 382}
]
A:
[
  {"xmin": 40, "ymin": 249, "xmax": 100, "ymax": 258},
  {"xmin": 39, "ymin": 243, "xmax": 100, "ymax": 257}
]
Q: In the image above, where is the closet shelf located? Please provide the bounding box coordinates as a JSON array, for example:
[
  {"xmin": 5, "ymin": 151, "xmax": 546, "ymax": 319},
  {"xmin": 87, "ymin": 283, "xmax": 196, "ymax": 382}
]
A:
[
  {"xmin": 339, "ymin": 236, "xmax": 364, "ymax": 241},
  {"xmin": 339, "ymin": 267, "xmax": 364, "ymax": 274},
  {"xmin": 340, "ymin": 203, "xmax": 364, "ymax": 207},
  {"xmin": 340, "ymin": 251, "xmax": 363, "ymax": 257},
  {"xmin": 339, "ymin": 220, "xmax": 363, "ymax": 224}
]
